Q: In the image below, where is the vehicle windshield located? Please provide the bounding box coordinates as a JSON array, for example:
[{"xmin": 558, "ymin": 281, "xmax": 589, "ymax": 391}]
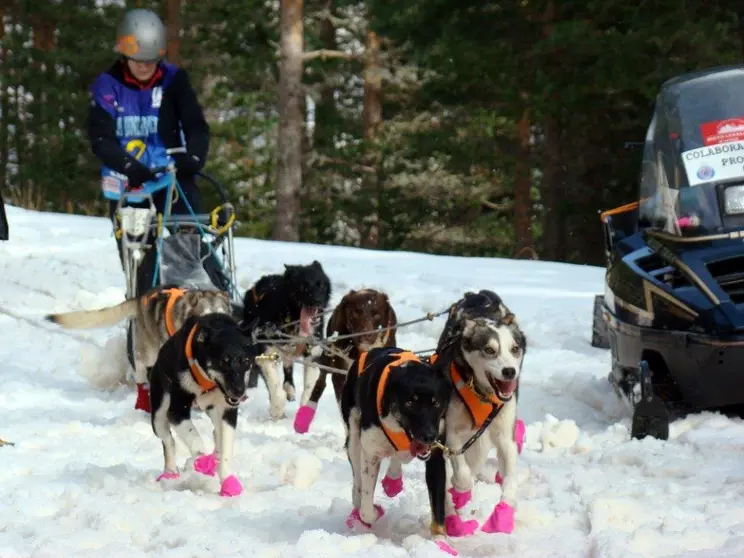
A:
[{"xmin": 638, "ymin": 67, "xmax": 744, "ymax": 237}]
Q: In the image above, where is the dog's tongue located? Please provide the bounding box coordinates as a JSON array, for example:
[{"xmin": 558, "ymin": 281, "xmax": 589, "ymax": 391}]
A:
[
  {"xmin": 410, "ymin": 441, "xmax": 430, "ymax": 457},
  {"xmin": 299, "ymin": 306, "xmax": 318, "ymax": 337},
  {"xmin": 496, "ymin": 379, "xmax": 517, "ymax": 398}
]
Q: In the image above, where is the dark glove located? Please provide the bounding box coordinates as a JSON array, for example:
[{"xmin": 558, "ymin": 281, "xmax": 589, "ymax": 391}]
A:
[
  {"xmin": 172, "ymin": 152, "xmax": 204, "ymax": 174},
  {"xmin": 123, "ymin": 160, "xmax": 157, "ymax": 189}
]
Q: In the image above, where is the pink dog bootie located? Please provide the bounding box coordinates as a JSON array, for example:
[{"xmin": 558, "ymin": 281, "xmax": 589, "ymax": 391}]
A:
[
  {"xmin": 448, "ymin": 487, "xmax": 472, "ymax": 510},
  {"xmin": 444, "ymin": 514, "xmax": 478, "ymax": 537},
  {"xmin": 381, "ymin": 474, "xmax": 403, "ymax": 497},
  {"xmin": 515, "ymin": 419, "xmax": 526, "ymax": 454},
  {"xmin": 293, "ymin": 404, "xmax": 317, "ymax": 434},
  {"xmin": 219, "ymin": 475, "xmax": 243, "ymax": 497},
  {"xmin": 346, "ymin": 504, "xmax": 385, "ymax": 529},
  {"xmin": 481, "ymin": 501, "xmax": 515, "ymax": 534},
  {"xmin": 194, "ymin": 452, "xmax": 218, "ymax": 477}
]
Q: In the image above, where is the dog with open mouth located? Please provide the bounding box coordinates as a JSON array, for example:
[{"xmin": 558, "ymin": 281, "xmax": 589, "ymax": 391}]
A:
[
  {"xmin": 148, "ymin": 312, "xmax": 262, "ymax": 498},
  {"xmin": 240, "ymin": 260, "xmax": 331, "ymax": 419},
  {"xmin": 294, "ymin": 288, "xmax": 398, "ymax": 434},
  {"xmin": 430, "ymin": 289, "xmax": 527, "ymax": 538},
  {"xmin": 341, "ymin": 346, "xmax": 454, "ymax": 548}
]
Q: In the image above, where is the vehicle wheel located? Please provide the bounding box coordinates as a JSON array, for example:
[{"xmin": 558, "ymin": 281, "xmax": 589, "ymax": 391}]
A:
[
  {"xmin": 591, "ymin": 294, "xmax": 611, "ymax": 349},
  {"xmin": 630, "ymin": 360, "xmax": 670, "ymax": 440}
]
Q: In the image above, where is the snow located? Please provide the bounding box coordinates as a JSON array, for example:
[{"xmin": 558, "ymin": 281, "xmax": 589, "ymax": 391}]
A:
[{"xmin": 2, "ymin": 205, "xmax": 744, "ymax": 557}]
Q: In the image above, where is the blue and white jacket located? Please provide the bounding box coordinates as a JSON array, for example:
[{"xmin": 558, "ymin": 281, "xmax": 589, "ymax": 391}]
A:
[{"xmin": 87, "ymin": 60, "xmax": 209, "ymax": 201}]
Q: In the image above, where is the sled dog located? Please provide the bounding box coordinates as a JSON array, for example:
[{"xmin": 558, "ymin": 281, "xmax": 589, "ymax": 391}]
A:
[
  {"xmin": 148, "ymin": 312, "xmax": 261, "ymax": 497},
  {"xmin": 240, "ymin": 260, "xmax": 331, "ymax": 419},
  {"xmin": 341, "ymin": 346, "xmax": 453, "ymax": 541},
  {"xmin": 45, "ymin": 284, "xmax": 231, "ymax": 387},
  {"xmin": 431, "ymin": 289, "xmax": 527, "ymax": 537}
]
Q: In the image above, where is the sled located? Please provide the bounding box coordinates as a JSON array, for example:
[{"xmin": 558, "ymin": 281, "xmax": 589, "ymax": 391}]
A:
[{"xmin": 113, "ymin": 147, "xmax": 239, "ymax": 369}]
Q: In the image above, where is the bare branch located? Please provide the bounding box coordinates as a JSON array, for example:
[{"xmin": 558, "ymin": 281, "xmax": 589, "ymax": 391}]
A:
[
  {"xmin": 302, "ymin": 49, "xmax": 361, "ymax": 62},
  {"xmin": 309, "ymin": 154, "xmax": 376, "ymax": 174},
  {"xmin": 481, "ymin": 196, "xmax": 513, "ymax": 211}
]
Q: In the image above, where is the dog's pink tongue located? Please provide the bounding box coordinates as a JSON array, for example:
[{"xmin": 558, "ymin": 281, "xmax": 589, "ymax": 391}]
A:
[
  {"xmin": 498, "ymin": 379, "xmax": 517, "ymax": 397},
  {"xmin": 299, "ymin": 307, "xmax": 317, "ymax": 337},
  {"xmin": 410, "ymin": 441, "xmax": 429, "ymax": 457}
]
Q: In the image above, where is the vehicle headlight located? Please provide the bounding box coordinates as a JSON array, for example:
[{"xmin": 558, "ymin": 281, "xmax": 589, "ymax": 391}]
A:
[{"xmin": 724, "ymin": 185, "xmax": 744, "ymax": 215}]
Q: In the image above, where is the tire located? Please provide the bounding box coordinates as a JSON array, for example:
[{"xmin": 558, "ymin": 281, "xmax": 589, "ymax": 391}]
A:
[{"xmin": 591, "ymin": 294, "xmax": 611, "ymax": 349}]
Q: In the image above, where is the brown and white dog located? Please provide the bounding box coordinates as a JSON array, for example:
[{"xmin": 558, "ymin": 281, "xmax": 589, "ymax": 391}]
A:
[{"xmin": 292, "ymin": 288, "xmax": 397, "ymax": 434}]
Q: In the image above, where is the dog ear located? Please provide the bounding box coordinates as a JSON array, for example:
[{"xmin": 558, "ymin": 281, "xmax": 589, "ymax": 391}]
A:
[
  {"xmin": 378, "ymin": 292, "xmax": 396, "ymax": 328},
  {"xmin": 312, "ymin": 260, "xmax": 322, "ymax": 269},
  {"xmin": 462, "ymin": 318, "xmax": 477, "ymax": 337},
  {"xmin": 328, "ymin": 298, "xmax": 350, "ymax": 338},
  {"xmin": 502, "ymin": 312, "xmax": 515, "ymax": 326}
]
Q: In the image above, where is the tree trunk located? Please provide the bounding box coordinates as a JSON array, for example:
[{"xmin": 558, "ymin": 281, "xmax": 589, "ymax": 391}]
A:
[
  {"xmin": 314, "ymin": 0, "xmax": 338, "ymax": 152},
  {"xmin": 359, "ymin": 29, "xmax": 382, "ymax": 248},
  {"xmin": 513, "ymin": 110, "xmax": 533, "ymax": 258},
  {"xmin": 273, "ymin": 0, "xmax": 304, "ymax": 242},
  {"xmin": 166, "ymin": 0, "xmax": 181, "ymax": 66},
  {"xmin": 0, "ymin": 5, "xmax": 8, "ymax": 202}
]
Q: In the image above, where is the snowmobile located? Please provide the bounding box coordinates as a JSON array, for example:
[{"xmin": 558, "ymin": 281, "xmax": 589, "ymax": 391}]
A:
[
  {"xmin": 114, "ymin": 147, "xmax": 240, "ymax": 369},
  {"xmin": 592, "ymin": 64, "xmax": 744, "ymax": 440}
]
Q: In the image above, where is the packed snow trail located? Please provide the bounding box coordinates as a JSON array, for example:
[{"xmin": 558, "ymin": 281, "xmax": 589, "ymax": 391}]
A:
[{"xmin": 1, "ymin": 206, "xmax": 744, "ymax": 558}]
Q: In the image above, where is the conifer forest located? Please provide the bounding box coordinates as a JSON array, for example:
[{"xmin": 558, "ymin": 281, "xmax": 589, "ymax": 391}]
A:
[{"xmin": 2, "ymin": 1, "xmax": 743, "ymax": 265}]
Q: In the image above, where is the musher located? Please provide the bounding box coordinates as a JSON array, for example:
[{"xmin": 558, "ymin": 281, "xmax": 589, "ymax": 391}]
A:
[{"xmin": 87, "ymin": 8, "xmax": 227, "ymax": 411}]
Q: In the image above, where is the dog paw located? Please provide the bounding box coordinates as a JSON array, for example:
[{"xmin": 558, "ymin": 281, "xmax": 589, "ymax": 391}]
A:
[
  {"xmin": 156, "ymin": 471, "xmax": 179, "ymax": 481},
  {"xmin": 269, "ymin": 403, "xmax": 287, "ymax": 421},
  {"xmin": 481, "ymin": 501, "xmax": 514, "ymax": 534},
  {"xmin": 448, "ymin": 487, "xmax": 471, "ymax": 510},
  {"xmin": 346, "ymin": 505, "xmax": 384, "ymax": 529},
  {"xmin": 219, "ymin": 475, "xmax": 243, "ymax": 497},
  {"xmin": 435, "ymin": 540, "xmax": 458, "ymax": 556},
  {"xmin": 515, "ymin": 419, "xmax": 526, "ymax": 454},
  {"xmin": 381, "ymin": 474, "xmax": 403, "ymax": 497},
  {"xmin": 495, "ymin": 472, "xmax": 503, "ymax": 485},
  {"xmin": 293, "ymin": 405, "xmax": 316, "ymax": 434},
  {"xmin": 444, "ymin": 514, "xmax": 478, "ymax": 537},
  {"xmin": 194, "ymin": 452, "xmax": 218, "ymax": 477}
]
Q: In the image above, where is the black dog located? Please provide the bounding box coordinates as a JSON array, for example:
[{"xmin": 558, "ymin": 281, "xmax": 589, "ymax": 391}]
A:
[
  {"xmin": 341, "ymin": 346, "xmax": 453, "ymax": 542},
  {"xmin": 241, "ymin": 260, "xmax": 331, "ymax": 420},
  {"xmin": 148, "ymin": 312, "xmax": 261, "ymax": 498}
]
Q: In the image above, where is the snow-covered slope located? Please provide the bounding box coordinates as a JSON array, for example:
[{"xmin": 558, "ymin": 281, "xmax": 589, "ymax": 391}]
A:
[{"xmin": 1, "ymin": 206, "xmax": 743, "ymax": 558}]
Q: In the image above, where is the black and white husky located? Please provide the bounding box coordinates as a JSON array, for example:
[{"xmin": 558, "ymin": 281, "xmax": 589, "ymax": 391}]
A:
[
  {"xmin": 340, "ymin": 346, "xmax": 454, "ymax": 544},
  {"xmin": 148, "ymin": 312, "xmax": 261, "ymax": 497},
  {"xmin": 431, "ymin": 290, "xmax": 527, "ymax": 537}
]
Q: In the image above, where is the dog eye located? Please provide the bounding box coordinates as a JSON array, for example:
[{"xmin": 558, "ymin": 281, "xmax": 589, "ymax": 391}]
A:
[
  {"xmin": 483, "ymin": 346, "xmax": 496, "ymax": 355},
  {"xmin": 404, "ymin": 400, "xmax": 414, "ymax": 408},
  {"xmin": 510, "ymin": 346, "xmax": 520, "ymax": 356}
]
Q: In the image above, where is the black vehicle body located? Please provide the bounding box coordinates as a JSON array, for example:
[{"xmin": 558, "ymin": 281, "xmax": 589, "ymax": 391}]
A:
[{"xmin": 592, "ymin": 65, "xmax": 744, "ymax": 438}]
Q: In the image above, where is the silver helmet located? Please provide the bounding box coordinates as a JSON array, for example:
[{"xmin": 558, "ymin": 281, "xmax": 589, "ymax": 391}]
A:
[{"xmin": 114, "ymin": 9, "xmax": 166, "ymax": 62}]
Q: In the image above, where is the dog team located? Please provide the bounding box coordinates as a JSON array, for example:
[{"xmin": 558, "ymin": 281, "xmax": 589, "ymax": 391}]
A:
[{"xmin": 45, "ymin": 260, "xmax": 528, "ymax": 554}]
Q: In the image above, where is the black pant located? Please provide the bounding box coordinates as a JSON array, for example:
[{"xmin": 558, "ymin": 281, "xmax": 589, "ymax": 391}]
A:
[{"xmin": 108, "ymin": 176, "xmax": 229, "ymax": 297}]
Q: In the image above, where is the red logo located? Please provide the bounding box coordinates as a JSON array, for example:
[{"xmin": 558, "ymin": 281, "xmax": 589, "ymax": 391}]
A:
[{"xmin": 701, "ymin": 118, "xmax": 744, "ymax": 145}]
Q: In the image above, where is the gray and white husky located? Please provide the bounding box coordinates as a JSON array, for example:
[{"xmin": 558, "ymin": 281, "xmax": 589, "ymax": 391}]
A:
[
  {"xmin": 431, "ymin": 289, "xmax": 527, "ymax": 538},
  {"xmin": 45, "ymin": 284, "xmax": 231, "ymax": 387}
]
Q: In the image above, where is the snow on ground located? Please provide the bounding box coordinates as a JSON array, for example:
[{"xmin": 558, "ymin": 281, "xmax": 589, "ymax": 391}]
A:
[{"xmin": 2, "ymin": 205, "xmax": 744, "ymax": 558}]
